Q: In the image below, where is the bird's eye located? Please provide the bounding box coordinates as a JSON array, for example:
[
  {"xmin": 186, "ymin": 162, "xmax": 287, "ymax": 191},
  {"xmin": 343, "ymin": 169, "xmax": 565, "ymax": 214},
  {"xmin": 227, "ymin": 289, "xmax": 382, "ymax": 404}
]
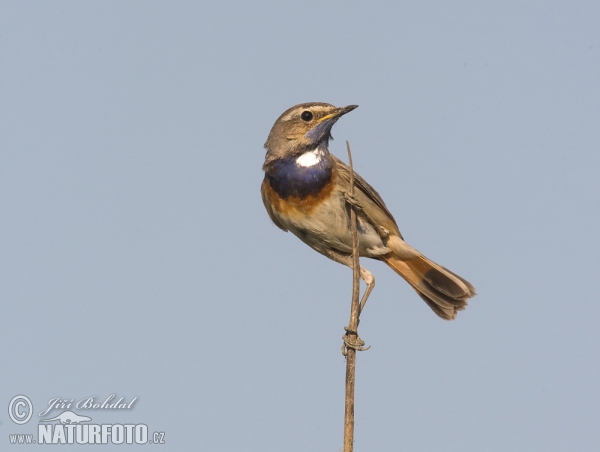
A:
[{"xmin": 301, "ymin": 110, "xmax": 313, "ymax": 121}]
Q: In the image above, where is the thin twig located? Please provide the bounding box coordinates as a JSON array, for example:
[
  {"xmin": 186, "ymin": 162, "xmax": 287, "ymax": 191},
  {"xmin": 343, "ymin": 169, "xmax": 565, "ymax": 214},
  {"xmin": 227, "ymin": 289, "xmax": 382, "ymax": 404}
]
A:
[{"xmin": 343, "ymin": 140, "xmax": 361, "ymax": 452}]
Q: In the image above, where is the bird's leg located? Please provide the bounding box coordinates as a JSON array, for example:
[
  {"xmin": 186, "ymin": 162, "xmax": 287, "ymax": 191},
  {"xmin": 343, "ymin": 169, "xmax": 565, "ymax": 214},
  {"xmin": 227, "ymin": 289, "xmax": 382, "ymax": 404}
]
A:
[
  {"xmin": 358, "ymin": 266, "xmax": 375, "ymax": 315},
  {"xmin": 343, "ymin": 191, "xmax": 390, "ymax": 241},
  {"xmin": 341, "ymin": 266, "xmax": 373, "ymax": 354},
  {"xmin": 325, "ymin": 248, "xmax": 376, "ymax": 318}
]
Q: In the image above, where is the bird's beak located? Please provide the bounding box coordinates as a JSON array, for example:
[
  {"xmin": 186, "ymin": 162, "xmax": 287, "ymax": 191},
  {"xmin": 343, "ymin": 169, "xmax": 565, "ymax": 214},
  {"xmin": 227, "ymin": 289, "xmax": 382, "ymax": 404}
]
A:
[
  {"xmin": 318, "ymin": 105, "xmax": 359, "ymax": 123},
  {"xmin": 304, "ymin": 104, "xmax": 358, "ymax": 144}
]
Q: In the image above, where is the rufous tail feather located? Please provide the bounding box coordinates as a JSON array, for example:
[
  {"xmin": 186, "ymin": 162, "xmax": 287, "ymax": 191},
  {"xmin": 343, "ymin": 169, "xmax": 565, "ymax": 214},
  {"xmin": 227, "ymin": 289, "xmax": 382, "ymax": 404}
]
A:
[{"xmin": 382, "ymin": 242, "xmax": 476, "ymax": 320}]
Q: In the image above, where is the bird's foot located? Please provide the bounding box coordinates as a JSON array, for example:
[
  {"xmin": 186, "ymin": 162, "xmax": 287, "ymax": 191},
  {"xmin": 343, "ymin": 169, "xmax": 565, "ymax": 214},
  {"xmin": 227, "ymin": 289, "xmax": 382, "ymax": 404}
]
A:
[
  {"xmin": 342, "ymin": 192, "xmax": 390, "ymax": 240},
  {"xmin": 341, "ymin": 326, "xmax": 370, "ymax": 356}
]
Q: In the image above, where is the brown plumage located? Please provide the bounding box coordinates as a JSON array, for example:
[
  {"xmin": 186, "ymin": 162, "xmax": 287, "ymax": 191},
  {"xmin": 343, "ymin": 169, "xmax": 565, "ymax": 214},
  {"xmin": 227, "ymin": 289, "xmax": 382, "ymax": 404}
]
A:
[
  {"xmin": 335, "ymin": 154, "xmax": 475, "ymax": 320},
  {"xmin": 262, "ymin": 102, "xmax": 476, "ymax": 320}
]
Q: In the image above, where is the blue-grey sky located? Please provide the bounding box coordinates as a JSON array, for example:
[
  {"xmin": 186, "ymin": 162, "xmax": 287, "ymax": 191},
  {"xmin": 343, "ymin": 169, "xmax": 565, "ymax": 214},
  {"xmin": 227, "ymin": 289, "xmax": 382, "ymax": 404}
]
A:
[{"xmin": 2, "ymin": 1, "xmax": 599, "ymax": 450}]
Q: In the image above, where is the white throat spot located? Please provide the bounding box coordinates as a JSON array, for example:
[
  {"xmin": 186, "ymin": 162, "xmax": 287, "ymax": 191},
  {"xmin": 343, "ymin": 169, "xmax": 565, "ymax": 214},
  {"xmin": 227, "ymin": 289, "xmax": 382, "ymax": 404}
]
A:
[{"xmin": 296, "ymin": 149, "xmax": 323, "ymax": 167}]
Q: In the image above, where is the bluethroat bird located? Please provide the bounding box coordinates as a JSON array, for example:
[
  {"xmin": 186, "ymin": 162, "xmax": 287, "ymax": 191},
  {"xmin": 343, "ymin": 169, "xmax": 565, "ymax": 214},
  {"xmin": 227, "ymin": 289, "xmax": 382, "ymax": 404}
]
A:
[{"xmin": 261, "ymin": 103, "xmax": 476, "ymax": 320}]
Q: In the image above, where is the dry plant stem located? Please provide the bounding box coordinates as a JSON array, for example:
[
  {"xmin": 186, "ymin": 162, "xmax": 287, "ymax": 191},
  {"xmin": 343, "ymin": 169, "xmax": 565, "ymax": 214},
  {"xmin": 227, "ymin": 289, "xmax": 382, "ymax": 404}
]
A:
[{"xmin": 343, "ymin": 140, "xmax": 361, "ymax": 452}]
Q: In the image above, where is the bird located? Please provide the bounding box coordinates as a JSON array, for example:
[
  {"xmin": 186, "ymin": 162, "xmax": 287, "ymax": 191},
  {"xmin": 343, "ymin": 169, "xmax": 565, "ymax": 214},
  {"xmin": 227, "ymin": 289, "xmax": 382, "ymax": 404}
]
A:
[{"xmin": 260, "ymin": 102, "xmax": 476, "ymax": 320}]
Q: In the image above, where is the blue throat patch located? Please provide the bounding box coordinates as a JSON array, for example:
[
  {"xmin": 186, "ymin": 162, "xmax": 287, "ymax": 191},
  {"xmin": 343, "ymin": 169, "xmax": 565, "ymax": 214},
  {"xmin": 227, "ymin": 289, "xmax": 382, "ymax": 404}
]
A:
[{"xmin": 267, "ymin": 150, "xmax": 333, "ymax": 199}]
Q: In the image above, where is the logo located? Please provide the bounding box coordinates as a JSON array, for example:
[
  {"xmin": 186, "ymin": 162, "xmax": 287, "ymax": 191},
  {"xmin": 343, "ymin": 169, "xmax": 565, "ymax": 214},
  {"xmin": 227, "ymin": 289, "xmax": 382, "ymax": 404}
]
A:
[
  {"xmin": 40, "ymin": 410, "xmax": 92, "ymax": 424},
  {"xmin": 7, "ymin": 394, "xmax": 166, "ymax": 446},
  {"xmin": 8, "ymin": 395, "xmax": 33, "ymax": 425}
]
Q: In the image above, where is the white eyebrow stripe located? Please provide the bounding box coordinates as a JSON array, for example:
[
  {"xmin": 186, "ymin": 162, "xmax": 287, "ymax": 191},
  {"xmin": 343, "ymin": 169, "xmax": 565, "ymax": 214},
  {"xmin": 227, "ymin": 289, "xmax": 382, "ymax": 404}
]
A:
[{"xmin": 281, "ymin": 105, "xmax": 334, "ymax": 122}]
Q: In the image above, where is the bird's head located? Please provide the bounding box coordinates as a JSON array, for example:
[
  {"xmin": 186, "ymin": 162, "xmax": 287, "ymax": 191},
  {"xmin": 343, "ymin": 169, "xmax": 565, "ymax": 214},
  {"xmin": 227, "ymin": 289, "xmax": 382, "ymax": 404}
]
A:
[{"xmin": 263, "ymin": 102, "xmax": 358, "ymax": 165}]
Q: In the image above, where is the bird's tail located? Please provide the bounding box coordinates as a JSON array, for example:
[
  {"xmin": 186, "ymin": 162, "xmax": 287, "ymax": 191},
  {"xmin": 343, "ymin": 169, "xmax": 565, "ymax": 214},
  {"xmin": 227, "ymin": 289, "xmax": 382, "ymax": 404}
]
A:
[{"xmin": 381, "ymin": 236, "xmax": 476, "ymax": 320}]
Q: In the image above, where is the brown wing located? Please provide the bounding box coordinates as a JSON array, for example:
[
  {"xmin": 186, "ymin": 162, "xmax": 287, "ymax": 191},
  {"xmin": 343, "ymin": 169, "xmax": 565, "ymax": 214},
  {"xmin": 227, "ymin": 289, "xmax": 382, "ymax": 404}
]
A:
[{"xmin": 332, "ymin": 154, "xmax": 403, "ymax": 239}]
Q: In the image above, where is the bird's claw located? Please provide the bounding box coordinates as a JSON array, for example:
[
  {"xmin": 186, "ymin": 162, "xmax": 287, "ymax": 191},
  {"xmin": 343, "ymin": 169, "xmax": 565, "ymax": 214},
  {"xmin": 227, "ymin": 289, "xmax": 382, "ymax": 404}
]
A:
[
  {"xmin": 341, "ymin": 326, "xmax": 370, "ymax": 356},
  {"xmin": 343, "ymin": 192, "xmax": 389, "ymax": 240},
  {"xmin": 343, "ymin": 191, "xmax": 361, "ymax": 208}
]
